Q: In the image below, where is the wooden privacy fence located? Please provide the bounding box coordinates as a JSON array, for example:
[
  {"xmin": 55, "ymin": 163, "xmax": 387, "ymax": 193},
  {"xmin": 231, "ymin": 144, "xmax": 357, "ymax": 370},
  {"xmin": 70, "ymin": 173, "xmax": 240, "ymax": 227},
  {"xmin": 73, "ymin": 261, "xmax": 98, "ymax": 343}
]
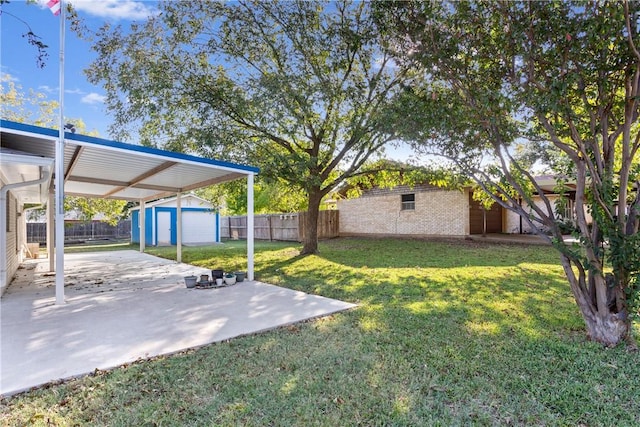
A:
[
  {"xmin": 220, "ymin": 211, "xmax": 339, "ymax": 242},
  {"xmin": 27, "ymin": 220, "xmax": 131, "ymax": 243}
]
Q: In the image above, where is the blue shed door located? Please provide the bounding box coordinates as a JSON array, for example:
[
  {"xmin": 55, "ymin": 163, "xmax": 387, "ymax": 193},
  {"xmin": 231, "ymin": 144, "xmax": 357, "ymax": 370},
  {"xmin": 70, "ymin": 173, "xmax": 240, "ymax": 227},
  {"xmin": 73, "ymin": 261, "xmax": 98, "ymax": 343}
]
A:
[{"xmin": 131, "ymin": 211, "xmax": 140, "ymax": 243}]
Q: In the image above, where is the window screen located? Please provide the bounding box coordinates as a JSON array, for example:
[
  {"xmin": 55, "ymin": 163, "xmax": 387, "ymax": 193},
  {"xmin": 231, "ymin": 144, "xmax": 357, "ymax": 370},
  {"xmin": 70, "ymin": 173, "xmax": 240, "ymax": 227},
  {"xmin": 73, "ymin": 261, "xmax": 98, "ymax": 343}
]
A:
[{"xmin": 401, "ymin": 194, "xmax": 415, "ymax": 210}]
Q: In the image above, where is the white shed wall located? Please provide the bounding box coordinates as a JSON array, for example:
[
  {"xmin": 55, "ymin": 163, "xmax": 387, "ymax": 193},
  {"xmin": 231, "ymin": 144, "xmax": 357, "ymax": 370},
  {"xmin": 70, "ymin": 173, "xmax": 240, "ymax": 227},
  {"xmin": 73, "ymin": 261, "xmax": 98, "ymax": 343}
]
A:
[{"xmin": 182, "ymin": 211, "xmax": 217, "ymax": 244}]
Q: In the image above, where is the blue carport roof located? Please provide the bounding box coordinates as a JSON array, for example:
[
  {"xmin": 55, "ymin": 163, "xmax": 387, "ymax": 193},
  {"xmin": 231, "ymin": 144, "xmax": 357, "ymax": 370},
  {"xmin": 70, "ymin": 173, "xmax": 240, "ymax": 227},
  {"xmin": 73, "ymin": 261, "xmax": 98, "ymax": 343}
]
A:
[{"xmin": 0, "ymin": 120, "xmax": 258, "ymax": 202}]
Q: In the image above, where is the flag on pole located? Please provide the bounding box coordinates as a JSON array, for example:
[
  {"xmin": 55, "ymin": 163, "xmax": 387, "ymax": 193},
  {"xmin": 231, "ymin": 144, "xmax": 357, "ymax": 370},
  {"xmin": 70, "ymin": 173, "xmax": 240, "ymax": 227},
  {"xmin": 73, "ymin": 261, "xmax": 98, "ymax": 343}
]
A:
[{"xmin": 47, "ymin": 0, "xmax": 61, "ymax": 16}]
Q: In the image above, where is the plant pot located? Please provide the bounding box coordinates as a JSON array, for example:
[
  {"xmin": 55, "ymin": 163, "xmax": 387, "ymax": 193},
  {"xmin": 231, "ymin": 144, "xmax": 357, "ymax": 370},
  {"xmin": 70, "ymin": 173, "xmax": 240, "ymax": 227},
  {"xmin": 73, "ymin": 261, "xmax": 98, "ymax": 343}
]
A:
[
  {"xmin": 224, "ymin": 274, "xmax": 236, "ymax": 285},
  {"xmin": 184, "ymin": 275, "xmax": 198, "ymax": 288},
  {"xmin": 211, "ymin": 269, "xmax": 224, "ymax": 279},
  {"xmin": 234, "ymin": 271, "xmax": 246, "ymax": 282},
  {"xmin": 215, "ymin": 278, "xmax": 223, "ymax": 286}
]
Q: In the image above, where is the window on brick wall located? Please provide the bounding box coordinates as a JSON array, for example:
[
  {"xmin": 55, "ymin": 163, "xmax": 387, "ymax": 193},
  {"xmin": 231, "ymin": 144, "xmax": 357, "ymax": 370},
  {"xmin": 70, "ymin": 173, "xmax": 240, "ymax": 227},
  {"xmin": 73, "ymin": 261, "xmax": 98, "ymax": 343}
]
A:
[{"xmin": 401, "ymin": 193, "xmax": 415, "ymax": 210}]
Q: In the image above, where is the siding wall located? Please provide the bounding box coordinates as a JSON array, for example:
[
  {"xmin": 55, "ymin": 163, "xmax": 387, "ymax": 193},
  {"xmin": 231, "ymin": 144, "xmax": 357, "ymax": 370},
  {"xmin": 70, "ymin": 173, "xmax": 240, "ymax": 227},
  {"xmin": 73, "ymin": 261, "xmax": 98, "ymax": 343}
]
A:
[
  {"xmin": 504, "ymin": 195, "xmax": 559, "ymax": 234},
  {"xmin": 338, "ymin": 187, "xmax": 470, "ymax": 237},
  {"xmin": 504, "ymin": 194, "xmax": 593, "ymax": 234},
  {"xmin": 2, "ymin": 190, "xmax": 22, "ymax": 295}
]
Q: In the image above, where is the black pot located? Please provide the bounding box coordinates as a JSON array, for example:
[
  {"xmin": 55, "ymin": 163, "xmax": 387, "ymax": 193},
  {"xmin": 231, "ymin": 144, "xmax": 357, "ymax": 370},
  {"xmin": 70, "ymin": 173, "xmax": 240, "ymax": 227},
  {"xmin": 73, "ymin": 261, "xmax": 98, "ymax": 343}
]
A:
[{"xmin": 211, "ymin": 269, "xmax": 224, "ymax": 279}]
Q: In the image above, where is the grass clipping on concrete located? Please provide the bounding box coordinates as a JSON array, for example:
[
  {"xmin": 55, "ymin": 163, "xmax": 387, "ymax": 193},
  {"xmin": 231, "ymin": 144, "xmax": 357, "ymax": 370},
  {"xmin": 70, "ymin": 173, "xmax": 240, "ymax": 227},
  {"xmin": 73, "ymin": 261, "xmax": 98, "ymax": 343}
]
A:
[{"xmin": 2, "ymin": 238, "xmax": 639, "ymax": 426}]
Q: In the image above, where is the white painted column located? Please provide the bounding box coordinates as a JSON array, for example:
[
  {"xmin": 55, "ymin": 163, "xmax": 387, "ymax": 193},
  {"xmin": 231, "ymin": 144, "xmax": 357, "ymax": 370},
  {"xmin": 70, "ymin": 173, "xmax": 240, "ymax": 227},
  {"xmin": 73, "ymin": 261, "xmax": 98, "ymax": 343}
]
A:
[
  {"xmin": 176, "ymin": 192, "xmax": 182, "ymax": 263},
  {"xmin": 139, "ymin": 200, "xmax": 146, "ymax": 252},
  {"xmin": 47, "ymin": 191, "xmax": 54, "ymax": 272},
  {"xmin": 151, "ymin": 206, "xmax": 155, "ymax": 246},
  {"xmin": 247, "ymin": 174, "xmax": 254, "ymax": 281},
  {"xmin": 54, "ymin": 145, "xmax": 65, "ymax": 305}
]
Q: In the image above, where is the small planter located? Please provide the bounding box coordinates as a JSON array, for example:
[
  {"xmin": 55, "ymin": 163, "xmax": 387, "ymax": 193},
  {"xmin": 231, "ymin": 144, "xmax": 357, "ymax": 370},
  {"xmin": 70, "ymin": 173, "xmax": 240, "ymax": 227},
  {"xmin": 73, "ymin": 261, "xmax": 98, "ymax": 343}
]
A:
[
  {"xmin": 211, "ymin": 269, "xmax": 224, "ymax": 279},
  {"xmin": 184, "ymin": 275, "xmax": 198, "ymax": 288},
  {"xmin": 234, "ymin": 271, "xmax": 246, "ymax": 282},
  {"xmin": 224, "ymin": 273, "xmax": 236, "ymax": 285},
  {"xmin": 215, "ymin": 278, "xmax": 223, "ymax": 286}
]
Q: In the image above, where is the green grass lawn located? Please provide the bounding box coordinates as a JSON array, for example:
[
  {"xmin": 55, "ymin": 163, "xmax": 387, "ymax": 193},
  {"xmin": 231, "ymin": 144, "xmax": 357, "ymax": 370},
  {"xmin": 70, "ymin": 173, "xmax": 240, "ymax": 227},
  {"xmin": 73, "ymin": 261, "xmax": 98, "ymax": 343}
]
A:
[{"xmin": 2, "ymin": 238, "xmax": 639, "ymax": 426}]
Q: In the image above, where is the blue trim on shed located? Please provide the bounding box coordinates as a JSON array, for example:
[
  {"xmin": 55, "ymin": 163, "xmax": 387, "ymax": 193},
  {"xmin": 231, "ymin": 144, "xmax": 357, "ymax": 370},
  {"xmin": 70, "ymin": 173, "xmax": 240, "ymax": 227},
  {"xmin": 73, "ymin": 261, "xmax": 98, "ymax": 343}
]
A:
[
  {"xmin": 215, "ymin": 211, "xmax": 220, "ymax": 243},
  {"xmin": 132, "ymin": 211, "xmax": 140, "ymax": 243},
  {"xmin": 155, "ymin": 207, "xmax": 174, "ymax": 245},
  {"xmin": 145, "ymin": 208, "xmax": 154, "ymax": 244}
]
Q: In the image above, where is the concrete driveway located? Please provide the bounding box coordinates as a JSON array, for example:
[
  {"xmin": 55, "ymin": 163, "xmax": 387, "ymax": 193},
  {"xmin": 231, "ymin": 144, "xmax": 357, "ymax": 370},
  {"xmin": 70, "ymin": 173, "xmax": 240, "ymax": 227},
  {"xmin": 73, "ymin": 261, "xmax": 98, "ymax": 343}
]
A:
[{"xmin": 0, "ymin": 250, "xmax": 356, "ymax": 397}]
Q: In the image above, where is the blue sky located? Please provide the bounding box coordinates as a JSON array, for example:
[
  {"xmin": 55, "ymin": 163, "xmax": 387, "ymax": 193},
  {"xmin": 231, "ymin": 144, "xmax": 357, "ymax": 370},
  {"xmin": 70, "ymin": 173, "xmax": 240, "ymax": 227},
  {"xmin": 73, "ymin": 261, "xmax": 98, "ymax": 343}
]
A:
[
  {"xmin": 1, "ymin": 0, "xmax": 158, "ymax": 138},
  {"xmin": 1, "ymin": 0, "xmax": 414, "ymax": 160}
]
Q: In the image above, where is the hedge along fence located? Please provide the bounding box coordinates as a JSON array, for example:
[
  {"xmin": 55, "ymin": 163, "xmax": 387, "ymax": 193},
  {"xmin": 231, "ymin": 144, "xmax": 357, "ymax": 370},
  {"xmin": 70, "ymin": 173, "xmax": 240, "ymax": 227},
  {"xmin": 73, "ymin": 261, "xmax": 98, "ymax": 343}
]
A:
[
  {"xmin": 27, "ymin": 220, "xmax": 131, "ymax": 243},
  {"xmin": 220, "ymin": 211, "xmax": 339, "ymax": 242}
]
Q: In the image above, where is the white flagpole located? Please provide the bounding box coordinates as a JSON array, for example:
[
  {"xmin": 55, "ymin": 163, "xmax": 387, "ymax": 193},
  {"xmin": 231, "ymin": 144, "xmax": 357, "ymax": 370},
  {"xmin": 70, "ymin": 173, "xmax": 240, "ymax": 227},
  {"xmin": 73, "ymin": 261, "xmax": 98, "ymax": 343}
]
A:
[{"xmin": 55, "ymin": 0, "xmax": 66, "ymax": 305}]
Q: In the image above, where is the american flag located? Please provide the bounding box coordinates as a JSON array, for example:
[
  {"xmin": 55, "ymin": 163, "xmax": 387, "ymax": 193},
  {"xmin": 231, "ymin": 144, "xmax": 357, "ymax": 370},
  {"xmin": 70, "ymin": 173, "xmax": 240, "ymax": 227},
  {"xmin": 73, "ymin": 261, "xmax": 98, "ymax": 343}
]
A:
[{"xmin": 47, "ymin": 0, "xmax": 61, "ymax": 16}]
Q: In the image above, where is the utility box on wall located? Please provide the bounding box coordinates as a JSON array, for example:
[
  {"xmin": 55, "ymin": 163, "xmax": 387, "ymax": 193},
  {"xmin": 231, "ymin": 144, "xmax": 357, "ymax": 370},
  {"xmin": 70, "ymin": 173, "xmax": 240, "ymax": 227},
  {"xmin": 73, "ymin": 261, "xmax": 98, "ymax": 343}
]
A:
[{"xmin": 130, "ymin": 195, "xmax": 219, "ymax": 246}]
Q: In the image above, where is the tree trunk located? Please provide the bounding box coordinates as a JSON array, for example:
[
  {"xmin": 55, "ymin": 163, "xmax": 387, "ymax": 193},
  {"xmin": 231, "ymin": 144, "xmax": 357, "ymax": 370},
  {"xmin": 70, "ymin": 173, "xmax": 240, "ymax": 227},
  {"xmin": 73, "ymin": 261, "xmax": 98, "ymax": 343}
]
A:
[
  {"xmin": 301, "ymin": 189, "xmax": 323, "ymax": 255},
  {"xmin": 577, "ymin": 277, "xmax": 629, "ymax": 346},
  {"xmin": 560, "ymin": 255, "xmax": 631, "ymax": 347},
  {"xmin": 583, "ymin": 311, "xmax": 629, "ymax": 347}
]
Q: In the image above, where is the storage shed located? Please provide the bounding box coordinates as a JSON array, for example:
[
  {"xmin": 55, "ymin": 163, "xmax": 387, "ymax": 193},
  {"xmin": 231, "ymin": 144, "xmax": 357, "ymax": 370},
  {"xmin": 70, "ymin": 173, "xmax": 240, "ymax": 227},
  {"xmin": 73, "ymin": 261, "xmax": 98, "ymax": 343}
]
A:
[{"xmin": 130, "ymin": 195, "xmax": 220, "ymax": 246}]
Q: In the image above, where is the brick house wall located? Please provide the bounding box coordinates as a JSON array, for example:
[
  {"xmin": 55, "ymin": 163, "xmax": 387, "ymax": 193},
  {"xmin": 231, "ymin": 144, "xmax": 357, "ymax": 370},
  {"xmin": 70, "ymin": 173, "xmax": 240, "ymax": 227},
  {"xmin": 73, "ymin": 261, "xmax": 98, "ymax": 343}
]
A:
[{"xmin": 338, "ymin": 185, "xmax": 471, "ymax": 237}]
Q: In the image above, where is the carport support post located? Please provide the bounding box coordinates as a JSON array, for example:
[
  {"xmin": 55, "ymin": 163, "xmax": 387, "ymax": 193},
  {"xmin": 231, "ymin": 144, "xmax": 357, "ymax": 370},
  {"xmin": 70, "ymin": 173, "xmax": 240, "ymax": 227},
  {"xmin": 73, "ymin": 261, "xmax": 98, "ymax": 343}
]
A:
[
  {"xmin": 139, "ymin": 199, "xmax": 146, "ymax": 252},
  {"xmin": 47, "ymin": 191, "xmax": 54, "ymax": 272},
  {"xmin": 176, "ymin": 192, "xmax": 182, "ymax": 263},
  {"xmin": 247, "ymin": 174, "xmax": 254, "ymax": 281},
  {"xmin": 54, "ymin": 142, "xmax": 65, "ymax": 305}
]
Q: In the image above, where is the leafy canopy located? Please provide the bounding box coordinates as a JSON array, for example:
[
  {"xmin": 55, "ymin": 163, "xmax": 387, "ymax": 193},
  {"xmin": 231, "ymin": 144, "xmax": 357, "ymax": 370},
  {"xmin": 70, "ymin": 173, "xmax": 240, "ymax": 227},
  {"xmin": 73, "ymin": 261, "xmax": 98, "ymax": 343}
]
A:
[{"xmin": 84, "ymin": 0, "xmax": 410, "ymax": 252}]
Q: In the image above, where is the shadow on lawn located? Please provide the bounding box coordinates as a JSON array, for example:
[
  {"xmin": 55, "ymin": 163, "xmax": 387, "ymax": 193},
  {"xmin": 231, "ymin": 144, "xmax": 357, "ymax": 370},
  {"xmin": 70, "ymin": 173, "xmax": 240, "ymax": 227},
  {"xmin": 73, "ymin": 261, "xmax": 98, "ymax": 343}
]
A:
[
  {"xmin": 316, "ymin": 237, "xmax": 562, "ymax": 269},
  {"xmin": 278, "ymin": 264, "xmax": 580, "ymax": 339}
]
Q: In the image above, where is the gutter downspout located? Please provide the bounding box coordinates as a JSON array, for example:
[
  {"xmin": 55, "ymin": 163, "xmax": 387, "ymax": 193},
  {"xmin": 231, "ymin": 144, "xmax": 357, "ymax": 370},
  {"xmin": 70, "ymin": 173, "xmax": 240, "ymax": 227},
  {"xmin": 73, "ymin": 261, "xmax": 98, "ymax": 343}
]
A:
[{"xmin": 0, "ymin": 168, "xmax": 51, "ymax": 293}]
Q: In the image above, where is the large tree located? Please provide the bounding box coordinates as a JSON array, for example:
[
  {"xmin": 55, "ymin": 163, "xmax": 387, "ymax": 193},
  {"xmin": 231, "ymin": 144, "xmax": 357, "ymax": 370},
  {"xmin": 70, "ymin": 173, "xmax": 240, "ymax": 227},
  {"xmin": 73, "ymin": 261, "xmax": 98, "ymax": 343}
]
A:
[
  {"xmin": 83, "ymin": 0, "xmax": 407, "ymax": 254},
  {"xmin": 196, "ymin": 177, "xmax": 308, "ymax": 215},
  {"xmin": 377, "ymin": 1, "xmax": 640, "ymax": 346}
]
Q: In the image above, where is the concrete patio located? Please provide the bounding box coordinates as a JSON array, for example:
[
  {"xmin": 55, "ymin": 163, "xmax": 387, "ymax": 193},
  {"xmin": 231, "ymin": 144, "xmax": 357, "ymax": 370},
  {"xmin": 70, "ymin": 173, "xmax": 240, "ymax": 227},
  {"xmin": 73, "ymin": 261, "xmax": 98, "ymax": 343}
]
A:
[{"xmin": 0, "ymin": 250, "xmax": 356, "ymax": 397}]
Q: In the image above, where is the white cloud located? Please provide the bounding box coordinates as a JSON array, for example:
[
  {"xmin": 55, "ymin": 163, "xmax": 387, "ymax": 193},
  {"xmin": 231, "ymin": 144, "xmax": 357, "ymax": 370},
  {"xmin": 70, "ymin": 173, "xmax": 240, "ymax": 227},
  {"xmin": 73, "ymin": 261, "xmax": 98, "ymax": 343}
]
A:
[
  {"xmin": 39, "ymin": 85, "xmax": 56, "ymax": 93},
  {"xmin": 81, "ymin": 92, "xmax": 106, "ymax": 104},
  {"xmin": 66, "ymin": 88, "xmax": 86, "ymax": 95},
  {"xmin": 1, "ymin": 71, "xmax": 20, "ymax": 83},
  {"xmin": 69, "ymin": 0, "xmax": 159, "ymax": 20}
]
